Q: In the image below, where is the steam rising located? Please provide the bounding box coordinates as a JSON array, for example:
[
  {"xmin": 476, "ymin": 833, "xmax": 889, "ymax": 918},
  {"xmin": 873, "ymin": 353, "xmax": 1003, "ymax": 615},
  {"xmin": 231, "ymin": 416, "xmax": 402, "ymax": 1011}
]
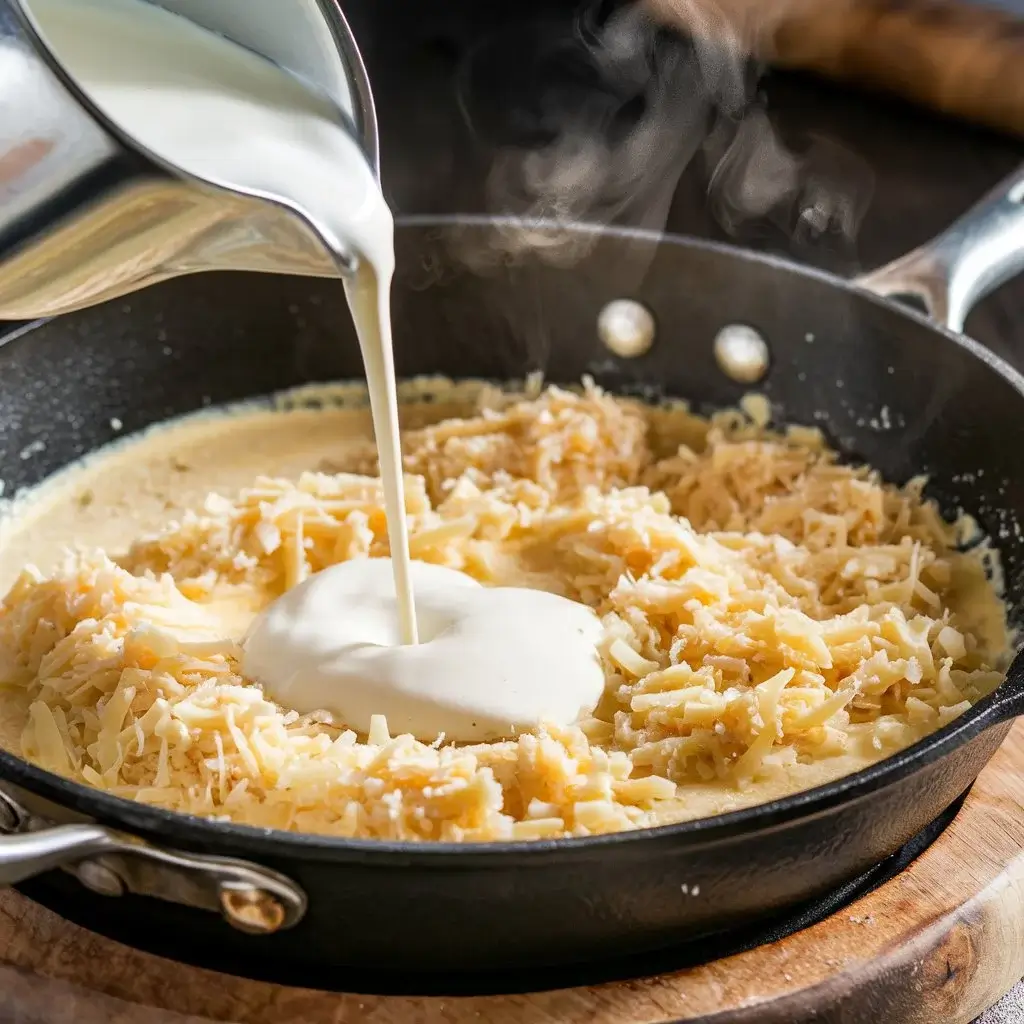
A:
[
  {"xmin": 455, "ymin": 0, "xmax": 873, "ymax": 271},
  {"xmin": 470, "ymin": 5, "xmax": 714, "ymax": 266},
  {"xmin": 708, "ymin": 113, "xmax": 874, "ymax": 268}
]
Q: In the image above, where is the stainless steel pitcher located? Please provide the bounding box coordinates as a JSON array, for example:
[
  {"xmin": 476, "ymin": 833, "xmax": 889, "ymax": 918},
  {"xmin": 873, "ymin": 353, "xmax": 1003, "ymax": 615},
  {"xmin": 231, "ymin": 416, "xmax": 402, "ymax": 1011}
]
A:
[{"xmin": 0, "ymin": 0, "xmax": 378, "ymax": 320}]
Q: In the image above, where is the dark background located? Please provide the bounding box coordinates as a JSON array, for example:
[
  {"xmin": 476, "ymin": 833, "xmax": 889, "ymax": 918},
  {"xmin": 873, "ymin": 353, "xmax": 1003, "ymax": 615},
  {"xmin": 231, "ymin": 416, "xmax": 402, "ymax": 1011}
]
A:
[{"xmin": 348, "ymin": 0, "xmax": 1024, "ymax": 366}]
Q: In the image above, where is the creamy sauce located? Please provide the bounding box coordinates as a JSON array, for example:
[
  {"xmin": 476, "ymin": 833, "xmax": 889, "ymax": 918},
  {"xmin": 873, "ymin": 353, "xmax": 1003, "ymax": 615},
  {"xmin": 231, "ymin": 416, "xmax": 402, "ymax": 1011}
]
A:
[
  {"xmin": 0, "ymin": 398, "xmax": 382, "ymax": 590},
  {"xmin": 21, "ymin": 0, "xmax": 605, "ymax": 741}
]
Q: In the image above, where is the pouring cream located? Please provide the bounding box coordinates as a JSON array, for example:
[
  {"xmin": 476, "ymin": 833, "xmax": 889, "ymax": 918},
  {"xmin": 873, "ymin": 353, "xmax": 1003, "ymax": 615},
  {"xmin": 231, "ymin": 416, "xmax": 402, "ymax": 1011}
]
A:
[{"xmin": 25, "ymin": 0, "xmax": 607, "ymax": 741}]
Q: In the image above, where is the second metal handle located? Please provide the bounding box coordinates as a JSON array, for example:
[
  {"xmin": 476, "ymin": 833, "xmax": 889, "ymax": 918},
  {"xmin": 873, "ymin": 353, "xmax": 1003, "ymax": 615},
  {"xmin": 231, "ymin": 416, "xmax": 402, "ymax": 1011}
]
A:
[{"xmin": 857, "ymin": 167, "xmax": 1024, "ymax": 333}]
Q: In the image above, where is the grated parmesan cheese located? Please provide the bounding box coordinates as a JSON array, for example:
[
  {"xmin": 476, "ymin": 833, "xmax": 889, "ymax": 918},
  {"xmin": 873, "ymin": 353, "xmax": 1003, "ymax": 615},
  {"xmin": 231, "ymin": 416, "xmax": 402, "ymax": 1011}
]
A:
[{"xmin": 0, "ymin": 384, "xmax": 1010, "ymax": 841}]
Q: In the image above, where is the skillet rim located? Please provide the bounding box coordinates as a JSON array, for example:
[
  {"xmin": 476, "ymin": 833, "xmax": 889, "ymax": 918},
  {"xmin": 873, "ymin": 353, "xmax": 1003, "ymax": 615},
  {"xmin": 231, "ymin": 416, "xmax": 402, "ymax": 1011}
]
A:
[{"xmin": 1, "ymin": 214, "xmax": 1022, "ymax": 861}]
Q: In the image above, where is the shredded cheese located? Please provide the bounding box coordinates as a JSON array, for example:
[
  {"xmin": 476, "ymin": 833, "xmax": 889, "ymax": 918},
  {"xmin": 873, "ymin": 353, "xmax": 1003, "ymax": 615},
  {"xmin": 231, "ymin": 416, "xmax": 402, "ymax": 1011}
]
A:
[{"xmin": 0, "ymin": 383, "xmax": 1009, "ymax": 841}]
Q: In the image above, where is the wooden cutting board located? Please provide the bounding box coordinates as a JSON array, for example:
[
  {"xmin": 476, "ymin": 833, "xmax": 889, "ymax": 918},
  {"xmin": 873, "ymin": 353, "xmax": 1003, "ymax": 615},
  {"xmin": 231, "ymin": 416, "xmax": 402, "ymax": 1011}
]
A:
[
  {"xmin": 1, "ymin": 720, "xmax": 1023, "ymax": 1024},
  {"xmin": 646, "ymin": 0, "xmax": 1024, "ymax": 138}
]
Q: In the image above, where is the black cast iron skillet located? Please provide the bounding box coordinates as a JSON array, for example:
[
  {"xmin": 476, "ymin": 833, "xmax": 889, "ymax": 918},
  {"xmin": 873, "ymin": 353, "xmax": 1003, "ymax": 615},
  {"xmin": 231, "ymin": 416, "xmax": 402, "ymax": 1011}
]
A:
[{"xmin": 1, "ymin": 171, "xmax": 1024, "ymax": 982}]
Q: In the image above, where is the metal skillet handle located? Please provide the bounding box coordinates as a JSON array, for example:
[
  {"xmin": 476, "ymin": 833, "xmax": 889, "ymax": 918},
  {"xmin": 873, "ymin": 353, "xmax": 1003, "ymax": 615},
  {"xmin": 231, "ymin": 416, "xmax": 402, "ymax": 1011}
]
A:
[
  {"xmin": 0, "ymin": 786, "xmax": 306, "ymax": 934},
  {"xmin": 856, "ymin": 167, "xmax": 1024, "ymax": 332}
]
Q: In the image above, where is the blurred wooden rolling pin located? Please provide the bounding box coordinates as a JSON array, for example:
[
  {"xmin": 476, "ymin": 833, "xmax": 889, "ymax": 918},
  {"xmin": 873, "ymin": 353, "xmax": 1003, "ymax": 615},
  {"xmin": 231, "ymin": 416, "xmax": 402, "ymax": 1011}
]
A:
[{"xmin": 645, "ymin": 0, "xmax": 1024, "ymax": 137}]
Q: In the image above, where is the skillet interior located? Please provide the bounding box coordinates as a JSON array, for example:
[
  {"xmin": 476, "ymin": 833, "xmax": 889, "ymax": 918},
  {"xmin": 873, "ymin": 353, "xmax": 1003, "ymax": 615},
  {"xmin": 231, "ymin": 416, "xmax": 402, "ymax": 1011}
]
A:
[{"xmin": 1, "ymin": 219, "xmax": 1023, "ymax": 976}]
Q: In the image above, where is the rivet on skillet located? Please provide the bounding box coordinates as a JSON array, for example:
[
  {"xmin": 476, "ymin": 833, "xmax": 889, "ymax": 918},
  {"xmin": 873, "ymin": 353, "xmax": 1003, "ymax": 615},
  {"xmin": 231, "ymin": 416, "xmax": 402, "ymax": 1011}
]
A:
[
  {"xmin": 76, "ymin": 859, "xmax": 125, "ymax": 898},
  {"xmin": 219, "ymin": 883, "xmax": 289, "ymax": 934},
  {"xmin": 597, "ymin": 299, "xmax": 656, "ymax": 358},
  {"xmin": 714, "ymin": 324, "xmax": 770, "ymax": 383}
]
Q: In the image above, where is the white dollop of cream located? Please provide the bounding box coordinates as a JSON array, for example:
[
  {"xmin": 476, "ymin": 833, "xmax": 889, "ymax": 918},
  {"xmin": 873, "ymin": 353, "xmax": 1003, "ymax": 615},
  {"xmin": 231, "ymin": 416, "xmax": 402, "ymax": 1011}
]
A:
[{"xmin": 241, "ymin": 559, "xmax": 607, "ymax": 743}]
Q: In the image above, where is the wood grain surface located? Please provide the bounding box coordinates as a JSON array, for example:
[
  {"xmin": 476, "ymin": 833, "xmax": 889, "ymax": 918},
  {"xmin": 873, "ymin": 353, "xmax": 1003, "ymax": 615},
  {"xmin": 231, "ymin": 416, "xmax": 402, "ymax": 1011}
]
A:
[
  {"xmin": 1, "ymin": 719, "xmax": 1023, "ymax": 1024},
  {"xmin": 646, "ymin": 0, "xmax": 1024, "ymax": 138}
]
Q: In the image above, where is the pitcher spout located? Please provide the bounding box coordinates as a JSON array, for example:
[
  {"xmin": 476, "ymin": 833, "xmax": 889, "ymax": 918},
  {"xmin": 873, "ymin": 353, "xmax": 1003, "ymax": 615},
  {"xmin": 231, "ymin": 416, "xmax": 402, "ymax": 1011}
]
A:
[{"xmin": 0, "ymin": 0, "xmax": 375, "ymax": 320}]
